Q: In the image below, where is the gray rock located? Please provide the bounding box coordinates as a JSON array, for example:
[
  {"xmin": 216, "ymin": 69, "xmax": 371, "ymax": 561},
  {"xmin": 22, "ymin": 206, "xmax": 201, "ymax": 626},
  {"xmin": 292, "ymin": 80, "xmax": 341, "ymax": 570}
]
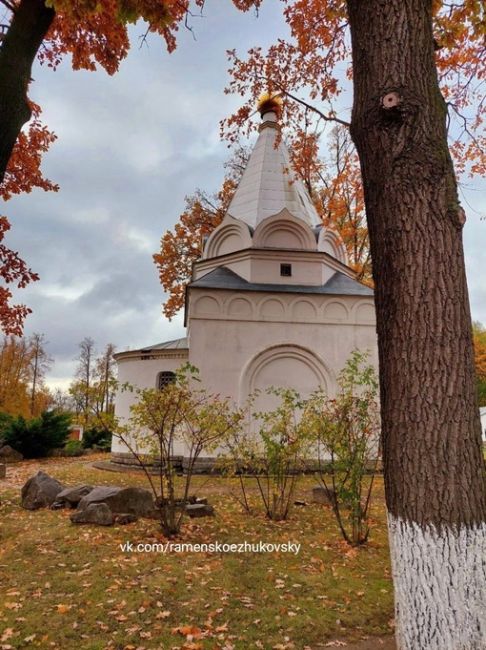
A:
[
  {"xmin": 0, "ymin": 463, "xmax": 6, "ymax": 479},
  {"xmin": 70, "ymin": 503, "xmax": 113, "ymax": 526},
  {"xmin": 311, "ymin": 486, "xmax": 337, "ymax": 506},
  {"xmin": 114, "ymin": 513, "xmax": 138, "ymax": 525},
  {"xmin": 185, "ymin": 503, "xmax": 215, "ymax": 518},
  {"xmin": 51, "ymin": 485, "xmax": 94, "ymax": 509},
  {"xmin": 21, "ymin": 471, "xmax": 64, "ymax": 510},
  {"xmin": 77, "ymin": 486, "xmax": 155, "ymax": 517},
  {"xmin": 0, "ymin": 445, "xmax": 23, "ymax": 463}
]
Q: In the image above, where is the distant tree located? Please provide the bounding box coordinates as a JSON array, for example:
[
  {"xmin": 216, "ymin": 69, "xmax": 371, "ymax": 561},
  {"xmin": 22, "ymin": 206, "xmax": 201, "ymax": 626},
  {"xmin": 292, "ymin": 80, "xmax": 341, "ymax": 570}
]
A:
[
  {"xmin": 69, "ymin": 339, "xmax": 117, "ymax": 428},
  {"xmin": 93, "ymin": 343, "xmax": 117, "ymax": 416},
  {"xmin": 0, "ymin": 335, "xmax": 34, "ymax": 416},
  {"xmin": 28, "ymin": 332, "xmax": 53, "ymax": 416},
  {"xmin": 71, "ymin": 337, "xmax": 95, "ymax": 425}
]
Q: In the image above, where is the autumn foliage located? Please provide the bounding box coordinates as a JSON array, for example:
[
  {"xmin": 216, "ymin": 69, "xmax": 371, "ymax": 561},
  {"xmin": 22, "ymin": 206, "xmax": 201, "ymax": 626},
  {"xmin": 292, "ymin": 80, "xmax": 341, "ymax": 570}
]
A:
[
  {"xmin": 154, "ymin": 154, "xmax": 245, "ymax": 318},
  {"xmin": 222, "ymin": 0, "xmax": 486, "ymax": 178},
  {"xmin": 0, "ymin": 335, "xmax": 51, "ymax": 418},
  {"xmin": 473, "ymin": 322, "xmax": 486, "ymax": 406}
]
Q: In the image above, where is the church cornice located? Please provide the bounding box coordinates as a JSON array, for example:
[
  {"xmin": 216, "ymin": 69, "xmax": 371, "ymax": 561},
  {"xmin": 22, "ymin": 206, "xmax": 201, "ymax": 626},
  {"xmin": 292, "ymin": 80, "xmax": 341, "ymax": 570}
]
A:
[{"xmin": 193, "ymin": 246, "xmax": 356, "ymax": 281}]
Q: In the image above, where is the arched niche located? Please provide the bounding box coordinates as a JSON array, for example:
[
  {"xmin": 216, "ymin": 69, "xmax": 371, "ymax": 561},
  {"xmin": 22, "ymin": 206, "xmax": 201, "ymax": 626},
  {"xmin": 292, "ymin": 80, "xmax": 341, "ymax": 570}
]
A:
[
  {"xmin": 192, "ymin": 294, "xmax": 221, "ymax": 316},
  {"xmin": 227, "ymin": 296, "xmax": 254, "ymax": 318},
  {"xmin": 354, "ymin": 301, "xmax": 376, "ymax": 324},
  {"xmin": 317, "ymin": 228, "xmax": 348, "ymax": 265},
  {"xmin": 259, "ymin": 297, "xmax": 286, "ymax": 320},
  {"xmin": 291, "ymin": 299, "xmax": 318, "ymax": 322},
  {"xmin": 323, "ymin": 300, "xmax": 349, "ymax": 321},
  {"xmin": 203, "ymin": 214, "xmax": 252, "ymax": 259},
  {"xmin": 239, "ymin": 344, "xmax": 333, "ymax": 404},
  {"xmin": 253, "ymin": 209, "xmax": 317, "ymax": 251}
]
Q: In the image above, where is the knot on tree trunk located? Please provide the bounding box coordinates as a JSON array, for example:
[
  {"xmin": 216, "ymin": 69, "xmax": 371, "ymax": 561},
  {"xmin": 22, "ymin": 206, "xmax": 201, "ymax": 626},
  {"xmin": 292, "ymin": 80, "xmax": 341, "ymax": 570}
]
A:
[{"xmin": 382, "ymin": 91, "xmax": 402, "ymax": 109}]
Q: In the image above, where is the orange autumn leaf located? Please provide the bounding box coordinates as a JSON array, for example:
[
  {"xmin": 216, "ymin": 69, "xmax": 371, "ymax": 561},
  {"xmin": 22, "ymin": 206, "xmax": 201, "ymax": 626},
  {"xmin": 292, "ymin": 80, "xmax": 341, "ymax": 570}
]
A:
[{"xmin": 171, "ymin": 624, "xmax": 203, "ymax": 638}]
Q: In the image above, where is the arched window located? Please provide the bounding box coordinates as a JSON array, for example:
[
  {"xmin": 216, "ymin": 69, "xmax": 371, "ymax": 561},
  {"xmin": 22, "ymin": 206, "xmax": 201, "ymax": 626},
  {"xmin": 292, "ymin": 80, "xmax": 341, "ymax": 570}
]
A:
[{"xmin": 157, "ymin": 371, "xmax": 176, "ymax": 391}]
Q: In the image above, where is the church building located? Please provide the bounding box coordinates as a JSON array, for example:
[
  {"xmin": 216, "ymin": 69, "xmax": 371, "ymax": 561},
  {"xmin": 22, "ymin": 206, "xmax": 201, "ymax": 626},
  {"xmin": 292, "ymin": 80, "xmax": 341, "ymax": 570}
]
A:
[{"xmin": 111, "ymin": 104, "xmax": 378, "ymax": 465}]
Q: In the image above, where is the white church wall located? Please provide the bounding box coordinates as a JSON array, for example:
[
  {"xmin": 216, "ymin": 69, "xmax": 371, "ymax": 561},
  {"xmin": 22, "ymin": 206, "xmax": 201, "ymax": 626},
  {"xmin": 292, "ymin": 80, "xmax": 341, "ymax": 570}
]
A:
[
  {"xmin": 188, "ymin": 289, "xmax": 378, "ymax": 410},
  {"xmin": 112, "ymin": 352, "xmax": 189, "ymax": 457}
]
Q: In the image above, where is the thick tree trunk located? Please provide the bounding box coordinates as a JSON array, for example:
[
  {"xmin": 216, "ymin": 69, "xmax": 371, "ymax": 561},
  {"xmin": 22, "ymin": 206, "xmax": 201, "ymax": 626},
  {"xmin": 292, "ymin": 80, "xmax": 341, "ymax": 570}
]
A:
[
  {"xmin": 346, "ymin": 1, "xmax": 486, "ymax": 648},
  {"xmin": 0, "ymin": 0, "xmax": 55, "ymax": 185}
]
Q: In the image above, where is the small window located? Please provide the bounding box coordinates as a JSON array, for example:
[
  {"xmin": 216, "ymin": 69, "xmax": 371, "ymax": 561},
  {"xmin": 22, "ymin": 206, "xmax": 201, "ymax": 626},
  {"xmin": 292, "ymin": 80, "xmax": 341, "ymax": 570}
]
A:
[
  {"xmin": 157, "ymin": 371, "xmax": 176, "ymax": 391},
  {"xmin": 280, "ymin": 263, "xmax": 292, "ymax": 277}
]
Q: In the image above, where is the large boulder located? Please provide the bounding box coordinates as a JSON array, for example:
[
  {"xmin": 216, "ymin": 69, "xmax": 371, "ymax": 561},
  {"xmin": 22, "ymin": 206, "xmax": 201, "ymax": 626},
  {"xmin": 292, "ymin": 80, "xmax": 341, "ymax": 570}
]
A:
[
  {"xmin": 21, "ymin": 471, "xmax": 64, "ymax": 510},
  {"xmin": 0, "ymin": 445, "xmax": 23, "ymax": 463},
  {"xmin": 51, "ymin": 485, "xmax": 94, "ymax": 509},
  {"xmin": 77, "ymin": 486, "xmax": 155, "ymax": 517},
  {"xmin": 70, "ymin": 503, "xmax": 113, "ymax": 526}
]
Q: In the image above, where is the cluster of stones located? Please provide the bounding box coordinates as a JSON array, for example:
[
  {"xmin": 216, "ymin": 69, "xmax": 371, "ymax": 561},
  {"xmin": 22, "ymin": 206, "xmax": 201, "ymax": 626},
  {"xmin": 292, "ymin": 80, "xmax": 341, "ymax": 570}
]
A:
[{"xmin": 20, "ymin": 471, "xmax": 214, "ymax": 526}]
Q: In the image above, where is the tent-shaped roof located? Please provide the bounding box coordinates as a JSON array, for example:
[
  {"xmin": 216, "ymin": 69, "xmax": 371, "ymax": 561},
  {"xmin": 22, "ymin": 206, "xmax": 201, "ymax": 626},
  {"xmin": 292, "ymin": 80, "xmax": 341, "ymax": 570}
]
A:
[{"xmin": 226, "ymin": 110, "xmax": 321, "ymax": 229}]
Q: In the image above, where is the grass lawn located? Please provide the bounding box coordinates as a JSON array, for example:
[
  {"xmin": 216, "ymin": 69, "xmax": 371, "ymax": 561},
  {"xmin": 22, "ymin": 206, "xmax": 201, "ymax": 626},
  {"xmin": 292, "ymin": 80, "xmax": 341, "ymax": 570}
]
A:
[{"xmin": 0, "ymin": 456, "xmax": 394, "ymax": 649}]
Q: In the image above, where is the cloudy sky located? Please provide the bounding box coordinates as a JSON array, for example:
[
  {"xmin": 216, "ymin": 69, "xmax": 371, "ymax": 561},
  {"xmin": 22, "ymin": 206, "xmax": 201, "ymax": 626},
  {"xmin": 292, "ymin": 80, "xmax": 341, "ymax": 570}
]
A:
[{"xmin": 4, "ymin": 0, "xmax": 485, "ymax": 391}]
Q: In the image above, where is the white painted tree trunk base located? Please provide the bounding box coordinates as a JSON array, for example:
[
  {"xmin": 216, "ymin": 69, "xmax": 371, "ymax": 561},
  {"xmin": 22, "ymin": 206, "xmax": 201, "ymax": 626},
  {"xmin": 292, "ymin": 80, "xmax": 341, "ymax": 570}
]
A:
[{"xmin": 387, "ymin": 514, "xmax": 486, "ymax": 650}]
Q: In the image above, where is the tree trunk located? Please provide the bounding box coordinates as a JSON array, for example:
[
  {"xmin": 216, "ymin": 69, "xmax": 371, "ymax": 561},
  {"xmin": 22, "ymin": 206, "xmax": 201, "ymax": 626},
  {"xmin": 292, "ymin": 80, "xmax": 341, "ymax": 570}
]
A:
[
  {"xmin": 346, "ymin": 1, "xmax": 486, "ymax": 648},
  {"xmin": 0, "ymin": 0, "xmax": 55, "ymax": 185}
]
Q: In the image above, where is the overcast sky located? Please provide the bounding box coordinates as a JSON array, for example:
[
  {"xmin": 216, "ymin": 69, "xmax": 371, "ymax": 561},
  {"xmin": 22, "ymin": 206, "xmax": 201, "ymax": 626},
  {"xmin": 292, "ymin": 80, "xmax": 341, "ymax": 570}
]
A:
[{"xmin": 3, "ymin": 0, "xmax": 485, "ymax": 391}]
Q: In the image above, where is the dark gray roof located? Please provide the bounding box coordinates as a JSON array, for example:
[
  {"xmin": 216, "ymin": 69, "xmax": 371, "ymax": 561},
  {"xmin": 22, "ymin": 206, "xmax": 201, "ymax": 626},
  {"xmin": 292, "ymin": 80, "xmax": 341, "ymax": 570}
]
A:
[
  {"xmin": 189, "ymin": 267, "xmax": 373, "ymax": 297},
  {"xmin": 140, "ymin": 337, "xmax": 188, "ymax": 352}
]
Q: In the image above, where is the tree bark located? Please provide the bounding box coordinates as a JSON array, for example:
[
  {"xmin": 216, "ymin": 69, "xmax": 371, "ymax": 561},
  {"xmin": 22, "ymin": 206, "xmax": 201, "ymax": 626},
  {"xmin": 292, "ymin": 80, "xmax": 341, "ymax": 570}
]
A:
[
  {"xmin": 346, "ymin": 1, "xmax": 486, "ymax": 648},
  {"xmin": 0, "ymin": 0, "xmax": 55, "ymax": 185}
]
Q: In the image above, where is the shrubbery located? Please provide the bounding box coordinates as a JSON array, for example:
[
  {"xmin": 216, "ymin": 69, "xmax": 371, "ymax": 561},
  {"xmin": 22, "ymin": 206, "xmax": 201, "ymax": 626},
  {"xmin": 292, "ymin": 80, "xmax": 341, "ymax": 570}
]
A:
[
  {"xmin": 64, "ymin": 439, "xmax": 84, "ymax": 456},
  {"xmin": 2, "ymin": 410, "xmax": 72, "ymax": 458},
  {"xmin": 82, "ymin": 426, "xmax": 112, "ymax": 450}
]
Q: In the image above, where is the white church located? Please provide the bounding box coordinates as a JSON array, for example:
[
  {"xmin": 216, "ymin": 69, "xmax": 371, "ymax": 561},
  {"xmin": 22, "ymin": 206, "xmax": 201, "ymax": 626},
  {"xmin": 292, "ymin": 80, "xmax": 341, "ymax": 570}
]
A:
[{"xmin": 111, "ymin": 104, "xmax": 378, "ymax": 465}]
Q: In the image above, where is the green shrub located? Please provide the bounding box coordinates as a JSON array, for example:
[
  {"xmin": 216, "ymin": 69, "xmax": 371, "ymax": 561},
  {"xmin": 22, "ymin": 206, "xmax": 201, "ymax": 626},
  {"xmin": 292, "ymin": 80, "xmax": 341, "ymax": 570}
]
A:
[
  {"xmin": 82, "ymin": 426, "xmax": 112, "ymax": 450},
  {"xmin": 0, "ymin": 412, "xmax": 14, "ymax": 445},
  {"xmin": 3, "ymin": 410, "xmax": 72, "ymax": 458},
  {"xmin": 64, "ymin": 439, "xmax": 84, "ymax": 456}
]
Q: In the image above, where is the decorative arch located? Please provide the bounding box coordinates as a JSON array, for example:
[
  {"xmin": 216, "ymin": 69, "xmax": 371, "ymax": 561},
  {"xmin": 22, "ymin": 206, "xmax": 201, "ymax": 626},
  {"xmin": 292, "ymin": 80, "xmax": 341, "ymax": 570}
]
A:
[
  {"xmin": 226, "ymin": 296, "xmax": 254, "ymax": 318},
  {"xmin": 203, "ymin": 214, "xmax": 252, "ymax": 259},
  {"xmin": 258, "ymin": 297, "xmax": 286, "ymax": 320},
  {"xmin": 354, "ymin": 301, "xmax": 376, "ymax": 323},
  {"xmin": 253, "ymin": 209, "xmax": 317, "ymax": 251},
  {"xmin": 323, "ymin": 300, "xmax": 349, "ymax": 321},
  {"xmin": 239, "ymin": 343, "xmax": 333, "ymax": 403},
  {"xmin": 192, "ymin": 294, "xmax": 221, "ymax": 316},
  {"xmin": 290, "ymin": 299, "xmax": 318, "ymax": 321},
  {"xmin": 317, "ymin": 228, "xmax": 348, "ymax": 265}
]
